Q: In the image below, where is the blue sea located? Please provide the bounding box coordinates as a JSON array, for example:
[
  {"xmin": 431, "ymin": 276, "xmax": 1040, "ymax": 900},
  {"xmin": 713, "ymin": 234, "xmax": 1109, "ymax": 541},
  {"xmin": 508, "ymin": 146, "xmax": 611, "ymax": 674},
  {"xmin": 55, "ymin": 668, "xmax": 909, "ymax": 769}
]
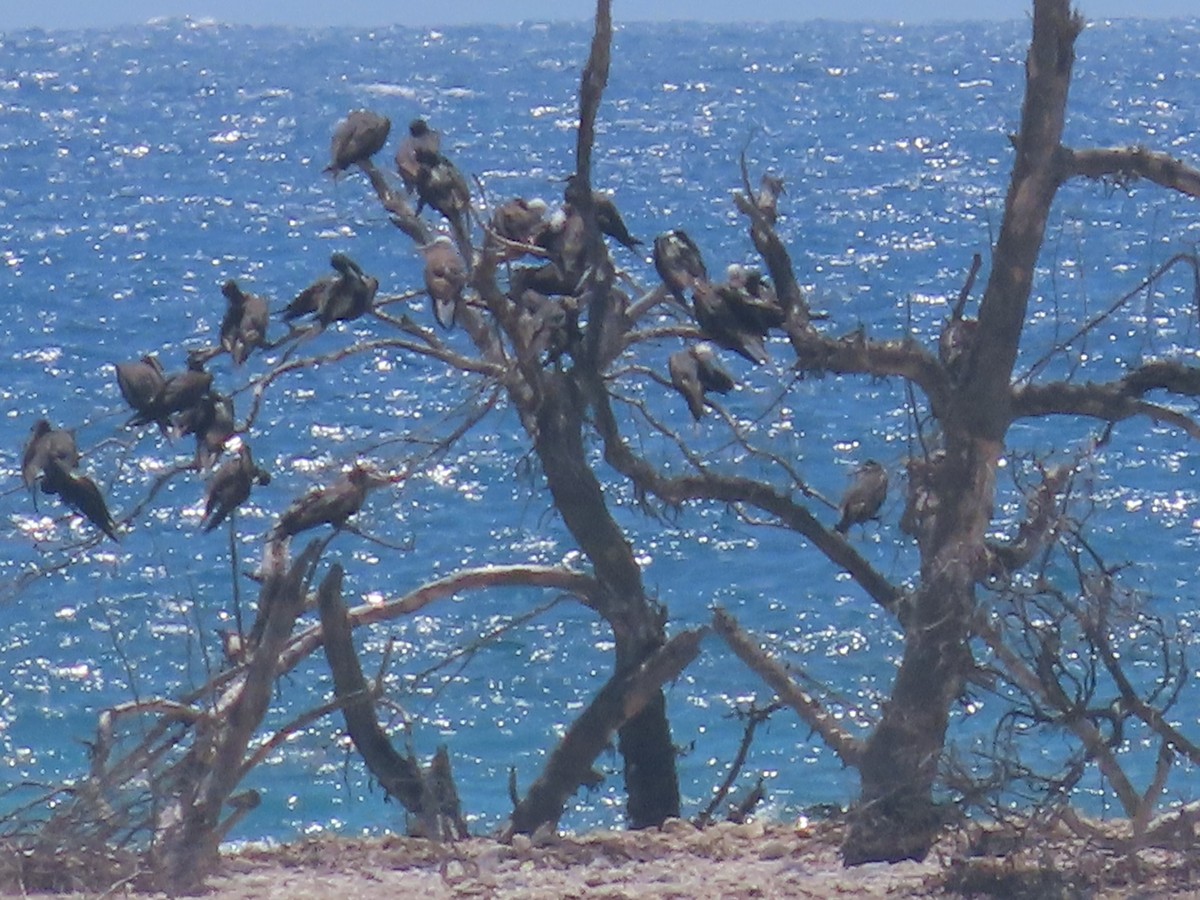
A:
[{"xmin": 1, "ymin": 14, "xmax": 1200, "ymax": 842}]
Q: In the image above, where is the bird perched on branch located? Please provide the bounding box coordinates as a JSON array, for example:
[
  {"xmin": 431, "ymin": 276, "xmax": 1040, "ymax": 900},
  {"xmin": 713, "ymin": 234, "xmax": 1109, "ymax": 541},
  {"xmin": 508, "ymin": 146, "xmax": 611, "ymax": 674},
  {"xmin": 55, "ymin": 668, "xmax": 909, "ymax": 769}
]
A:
[
  {"xmin": 653, "ymin": 230, "xmax": 707, "ymax": 302},
  {"xmin": 835, "ymin": 460, "xmax": 888, "ymax": 534},
  {"xmin": 113, "ymin": 355, "xmax": 167, "ymax": 428},
  {"xmin": 939, "ymin": 253, "xmax": 983, "ymax": 382},
  {"xmin": 490, "ymin": 197, "xmax": 549, "ymax": 259},
  {"xmin": 324, "ymin": 109, "xmax": 391, "ymax": 178},
  {"xmin": 515, "ymin": 289, "xmax": 578, "ymax": 364},
  {"xmin": 220, "ymin": 280, "xmax": 270, "ymax": 366},
  {"xmin": 22, "ymin": 419, "xmax": 117, "ymax": 540},
  {"xmin": 722, "ymin": 264, "xmax": 787, "ymax": 333},
  {"xmin": 692, "ymin": 281, "xmax": 769, "ymax": 365},
  {"xmin": 201, "ymin": 443, "xmax": 271, "ymax": 533},
  {"xmin": 755, "ymin": 173, "xmax": 786, "ymax": 225},
  {"xmin": 564, "ymin": 174, "xmax": 641, "ymax": 251},
  {"xmin": 668, "ymin": 342, "xmax": 735, "ymax": 421},
  {"xmin": 421, "ymin": 236, "xmax": 468, "ymax": 330},
  {"xmin": 21, "ymin": 419, "xmax": 79, "ymax": 500},
  {"xmin": 129, "ymin": 353, "xmax": 213, "ymax": 433},
  {"xmin": 394, "ymin": 118, "xmax": 441, "ymax": 193},
  {"xmin": 272, "ymin": 463, "xmax": 377, "ymax": 539},
  {"xmin": 413, "ymin": 146, "xmax": 472, "ymax": 247},
  {"xmin": 316, "ymin": 256, "xmax": 378, "ymax": 327},
  {"xmin": 175, "ymin": 391, "xmax": 235, "ymax": 470},
  {"xmin": 285, "ymin": 253, "xmax": 377, "ymax": 327}
]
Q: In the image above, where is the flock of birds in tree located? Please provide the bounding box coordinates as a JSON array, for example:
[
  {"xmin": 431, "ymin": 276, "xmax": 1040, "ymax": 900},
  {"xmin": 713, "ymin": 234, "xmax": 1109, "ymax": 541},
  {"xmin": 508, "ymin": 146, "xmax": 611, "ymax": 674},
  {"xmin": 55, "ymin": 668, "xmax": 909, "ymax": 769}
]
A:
[
  {"xmin": 21, "ymin": 245, "xmax": 387, "ymax": 546},
  {"xmin": 18, "ymin": 107, "xmax": 892, "ymax": 546}
]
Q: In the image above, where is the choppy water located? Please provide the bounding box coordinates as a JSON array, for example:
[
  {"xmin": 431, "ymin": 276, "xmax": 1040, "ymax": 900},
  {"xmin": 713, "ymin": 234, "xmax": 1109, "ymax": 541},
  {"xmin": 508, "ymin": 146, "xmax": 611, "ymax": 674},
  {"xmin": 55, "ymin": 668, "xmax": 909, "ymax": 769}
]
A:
[{"xmin": 1, "ymin": 15, "xmax": 1199, "ymax": 841}]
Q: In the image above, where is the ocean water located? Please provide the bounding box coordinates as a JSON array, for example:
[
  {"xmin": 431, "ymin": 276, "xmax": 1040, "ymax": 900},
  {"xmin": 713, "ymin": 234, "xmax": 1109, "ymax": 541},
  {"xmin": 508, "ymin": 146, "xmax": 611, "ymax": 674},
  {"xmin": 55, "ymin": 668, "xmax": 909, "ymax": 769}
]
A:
[{"xmin": 1, "ymin": 15, "xmax": 1199, "ymax": 841}]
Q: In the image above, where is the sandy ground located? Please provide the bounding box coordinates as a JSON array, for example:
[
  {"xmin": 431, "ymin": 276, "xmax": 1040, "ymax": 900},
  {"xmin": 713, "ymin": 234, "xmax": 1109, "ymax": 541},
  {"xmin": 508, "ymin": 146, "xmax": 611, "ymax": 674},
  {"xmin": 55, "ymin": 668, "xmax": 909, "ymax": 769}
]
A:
[
  {"xmin": 10, "ymin": 817, "xmax": 1200, "ymax": 898},
  {"xmin": 208, "ymin": 820, "xmax": 944, "ymax": 899}
]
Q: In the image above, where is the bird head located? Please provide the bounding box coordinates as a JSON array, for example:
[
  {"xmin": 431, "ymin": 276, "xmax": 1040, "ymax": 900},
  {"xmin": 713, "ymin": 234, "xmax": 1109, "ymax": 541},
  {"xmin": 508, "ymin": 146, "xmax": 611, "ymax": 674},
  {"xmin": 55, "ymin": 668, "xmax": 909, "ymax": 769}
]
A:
[{"xmin": 221, "ymin": 280, "xmax": 244, "ymax": 302}]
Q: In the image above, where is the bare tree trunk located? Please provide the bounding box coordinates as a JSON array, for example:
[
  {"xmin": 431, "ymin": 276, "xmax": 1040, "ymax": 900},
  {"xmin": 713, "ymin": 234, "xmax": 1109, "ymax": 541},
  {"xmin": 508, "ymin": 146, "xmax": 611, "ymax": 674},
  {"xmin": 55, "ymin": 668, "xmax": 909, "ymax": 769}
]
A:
[
  {"xmin": 152, "ymin": 541, "xmax": 321, "ymax": 892},
  {"xmin": 843, "ymin": 0, "xmax": 1082, "ymax": 864},
  {"xmin": 533, "ymin": 370, "xmax": 682, "ymax": 828}
]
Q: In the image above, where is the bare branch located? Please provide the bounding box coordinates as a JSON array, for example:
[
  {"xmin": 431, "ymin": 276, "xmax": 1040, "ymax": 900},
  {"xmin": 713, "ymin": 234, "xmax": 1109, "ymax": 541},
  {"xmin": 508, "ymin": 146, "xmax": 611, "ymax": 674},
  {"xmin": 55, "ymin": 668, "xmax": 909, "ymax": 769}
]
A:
[
  {"xmin": 1012, "ymin": 377, "xmax": 1200, "ymax": 439},
  {"xmin": 1064, "ymin": 145, "xmax": 1200, "ymax": 199},
  {"xmin": 712, "ymin": 607, "xmax": 864, "ymax": 768}
]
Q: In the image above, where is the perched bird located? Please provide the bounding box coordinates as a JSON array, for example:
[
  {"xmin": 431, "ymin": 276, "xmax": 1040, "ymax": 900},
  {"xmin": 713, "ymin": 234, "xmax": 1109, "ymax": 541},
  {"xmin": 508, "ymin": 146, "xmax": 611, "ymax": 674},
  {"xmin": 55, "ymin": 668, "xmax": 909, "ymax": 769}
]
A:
[
  {"xmin": 721, "ymin": 265, "xmax": 786, "ymax": 333},
  {"xmin": 653, "ymin": 230, "xmax": 707, "ymax": 301},
  {"xmin": 394, "ymin": 118, "xmax": 441, "ymax": 194},
  {"xmin": 41, "ymin": 464, "xmax": 119, "ymax": 542},
  {"xmin": 285, "ymin": 253, "xmax": 376, "ymax": 326},
  {"xmin": 515, "ymin": 289, "xmax": 577, "ymax": 363},
  {"xmin": 201, "ymin": 443, "xmax": 271, "ymax": 533},
  {"xmin": 316, "ymin": 255, "xmax": 378, "ymax": 327},
  {"xmin": 176, "ymin": 391, "xmax": 235, "ymax": 469},
  {"xmin": 113, "ymin": 355, "xmax": 167, "ymax": 426},
  {"xmin": 755, "ymin": 173, "xmax": 786, "ymax": 225},
  {"xmin": 22, "ymin": 419, "xmax": 117, "ymax": 540},
  {"xmin": 668, "ymin": 343, "xmax": 736, "ymax": 421},
  {"xmin": 421, "ymin": 236, "xmax": 468, "ymax": 330},
  {"xmin": 564, "ymin": 174, "xmax": 641, "ymax": 250},
  {"xmin": 220, "ymin": 280, "xmax": 270, "ymax": 366},
  {"xmin": 519, "ymin": 204, "xmax": 588, "ymax": 296},
  {"xmin": 131, "ymin": 353, "xmax": 213, "ymax": 432},
  {"xmin": 939, "ymin": 253, "xmax": 983, "ymax": 382},
  {"xmin": 272, "ymin": 464, "xmax": 376, "ymax": 539},
  {"xmin": 835, "ymin": 460, "xmax": 889, "ymax": 534},
  {"xmin": 413, "ymin": 146, "xmax": 471, "ymax": 243},
  {"xmin": 490, "ymin": 197, "xmax": 549, "ymax": 255},
  {"xmin": 324, "ymin": 109, "xmax": 391, "ymax": 177},
  {"xmin": 22, "ymin": 419, "xmax": 79, "ymax": 498},
  {"xmin": 939, "ymin": 316, "xmax": 979, "ymax": 381},
  {"xmin": 692, "ymin": 281, "xmax": 769, "ymax": 365}
]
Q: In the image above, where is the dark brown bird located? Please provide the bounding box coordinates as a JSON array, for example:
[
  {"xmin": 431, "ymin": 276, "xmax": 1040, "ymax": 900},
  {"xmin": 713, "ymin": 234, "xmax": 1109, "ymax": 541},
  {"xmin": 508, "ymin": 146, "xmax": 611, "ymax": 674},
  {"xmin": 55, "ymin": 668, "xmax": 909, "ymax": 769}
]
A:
[
  {"xmin": 511, "ymin": 205, "xmax": 587, "ymax": 298},
  {"xmin": 394, "ymin": 118, "xmax": 441, "ymax": 193},
  {"xmin": 722, "ymin": 264, "xmax": 787, "ymax": 333},
  {"xmin": 835, "ymin": 460, "xmax": 888, "ymax": 534},
  {"xmin": 668, "ymin": 343, "xmax": 735, "ymax": 421},
  {"xmin": 41, "ymin": 465, "xmax": 119, "ymax": 542},
  {"xmin": 201, "ymin": 443, "xmax": 271, "ymax": 533},
  {"xmin": 272, "ymin": 464, "xmax": 376, "ymax": 539},
  {"xmin": 421, "ymin": 236, "xmax": 468, "ymax": 330},
  {"xmin": 130, "ymin": 354, "xmax": 213, "ymax": 431},
  {"xmin": 22, "ymin": 421, "xmax": 117, "ymax": 540},
  {"xmin": 490, "ymin": 197, "xmax": 549, "ymax": 257},
  {"xmin": 176, "ymin": 391, "xmax": 235, "ymax": 469},
  {"xmin": 22, "ymin": 419, "xmax": 79, "ymax": 507},
  {"xmin": 564, "ymin": 174, "xmax": 641, "ymax": 250},
  {"xmin": 413, "ymin": 146, "xmax": 471, "ymax": 244},
  {"xmin": 316, "ymin": 254, "xmax": 378, "ymax": 327},
  {"xmin": 516, "ymin": 289, "xmax": 577, "ymax": 363},
  {"xmin": 220, "ymin": 280, "xmax": 270, "ymax": 366},
  {"xmin": 324, "ymin": 109, "xmax": 391, "ymax": 177},
  {"xmin": 285, "ymin": 253, "xmax": 376, "ymax": 326},
  {"xmin": 653, "ymin": 230, "xmax": 707, "ymax": 301},
  {"xmin": 692, "ymin": 281, "xmax": 768, "ymax": 365},
  {"xmin": 114, "ymin": 355, "xmax": 166, "ymax": 426}
]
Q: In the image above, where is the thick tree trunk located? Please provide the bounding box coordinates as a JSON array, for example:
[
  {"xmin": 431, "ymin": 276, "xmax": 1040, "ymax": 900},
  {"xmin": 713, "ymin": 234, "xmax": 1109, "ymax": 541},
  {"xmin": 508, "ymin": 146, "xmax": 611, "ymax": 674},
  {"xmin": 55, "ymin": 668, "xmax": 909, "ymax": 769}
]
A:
[
  {"xmin": 843, "ymin": 437, "xmax": 996, "ymax": 863},
  {"xmin": 843, "ymin": 0, "xmax": 1081, "ymax": 863},
  {"xmin": 533, "ymin": 370, "xmax": 681, "ymax": 828}
]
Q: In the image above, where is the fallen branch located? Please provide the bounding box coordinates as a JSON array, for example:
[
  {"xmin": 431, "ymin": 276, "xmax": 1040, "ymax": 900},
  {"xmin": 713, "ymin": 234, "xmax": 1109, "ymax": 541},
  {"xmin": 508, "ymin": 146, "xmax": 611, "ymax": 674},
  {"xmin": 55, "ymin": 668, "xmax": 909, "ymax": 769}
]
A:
[
  {"xmin": 711, "ymin": 607, "xmax": 864, "ymax": 768},
  {"xmin": 504, "ymin": 626, "xmax": 707, "ymax": 837}
]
